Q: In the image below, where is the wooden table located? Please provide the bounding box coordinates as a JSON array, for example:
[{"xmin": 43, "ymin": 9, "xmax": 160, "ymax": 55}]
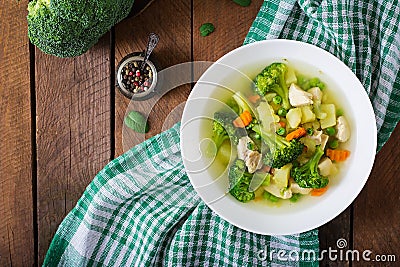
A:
[{"xmin": 1, "ymin": 0, "xmax": 399, "ymax": 266}]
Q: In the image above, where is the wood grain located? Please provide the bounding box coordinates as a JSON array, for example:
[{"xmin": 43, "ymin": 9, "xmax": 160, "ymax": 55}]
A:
[
  {"xmin": 353, "ymin": 124, "xmax": 400, "ymax": 266},
  {"xmin": 319, "ymin": 208, "xmax": 352, "ymax": 266},
  {"xmin": 0, "ymin": 1, "xmax": 34, "ymax": 266},
  {"xmin": 114, "ymin": 0, "xmax": 192, "ymax": 155},
  {"xmin": 35, "ymin": 34, "xmax": 112, "ymax": 264}
]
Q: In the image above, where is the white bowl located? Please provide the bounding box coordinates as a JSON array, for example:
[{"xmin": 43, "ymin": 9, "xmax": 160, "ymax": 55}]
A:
[{"xmin": 180, "ymin": 39, "xmax": 377, "ymax": 235}]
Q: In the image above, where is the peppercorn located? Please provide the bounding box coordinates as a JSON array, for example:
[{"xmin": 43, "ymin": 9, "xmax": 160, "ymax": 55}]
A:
[{"xmin": 120, "ymin": 60, "xmax": 154, "ymax": 95}]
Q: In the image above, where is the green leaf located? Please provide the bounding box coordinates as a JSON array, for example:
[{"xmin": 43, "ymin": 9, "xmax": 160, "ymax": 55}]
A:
[
  {"xmin": 124, "ymin": 111, "xmax": 149, "ymax": 133},
  {"xmin": 199, "ymin": 23, "xmax": 215, "ymax": 37},
  {"xmin": 232, "ymin": 0, "xmax": 251, "ymax": 7}
]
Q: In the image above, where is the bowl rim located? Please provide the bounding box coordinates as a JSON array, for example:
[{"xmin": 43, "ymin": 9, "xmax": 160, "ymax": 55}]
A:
[{"xmin": 180, "ymin": 39, "xmax": 377, "ymax": 235}]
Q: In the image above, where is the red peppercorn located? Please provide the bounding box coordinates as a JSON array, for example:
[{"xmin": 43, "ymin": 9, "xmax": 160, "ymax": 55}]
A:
[
  {"xmin": 135, "ymin": 70, "xmax": 141, "ymax": 77},
  {"xmin": 128, "ymin": 71, "xmax": 133, "ymax": 76}
]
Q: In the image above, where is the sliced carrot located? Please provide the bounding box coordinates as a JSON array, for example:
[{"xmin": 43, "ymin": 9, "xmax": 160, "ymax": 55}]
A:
[
  {"xmin": 311, "ymin": 187, "xmax": 328, "ymax": 196},
  {"xmin": 285, "ymin": 127, "xmax": 306, "ymax": 141},
  {"xmin": 232, "ymin": 116, "xmax": 245, "ymax": 128},
  {"xmin": 248, "ymin": 94, "xmax": 261, "ymax": 103},
  {"xmin": 326, "ymin": 149, "xmax": 350, "ymax": 162},
  {"xmin": 241, "ymin": 110, "xmax": 252, "ymax": 125},
  {"xmin": 232, "ymin": 110, "xmax": 253, "ymax": 128}
]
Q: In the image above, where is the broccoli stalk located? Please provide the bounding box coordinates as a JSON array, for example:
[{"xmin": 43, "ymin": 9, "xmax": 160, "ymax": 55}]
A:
[
  {"xmin": 231, "ymin": 91, "xmax": 259, "ymax": 129},
  {"xmin": 254, "ymin": 63, "xmax": 291, "ymax": 110},
  {"xmin": 27, "ymin": 0, "xmax": 135, "ymax": 57},
  {"xmin": 252, "ymin": 125, "xmax": 304, "ymax": 169},
  {"xmin": 232, "ymin": 91, "xmax": 253, "ymax": 115},
  {"xmin": 291, "ymin": 145, "xmax": 329, "ymax": 188},
  {"xmin": 228, "ymin": 159, "xmax": 255, "ymax": 203},
  {"xmin": 213, "ymin": 112, "xmax": 246, "ymax": 146}
]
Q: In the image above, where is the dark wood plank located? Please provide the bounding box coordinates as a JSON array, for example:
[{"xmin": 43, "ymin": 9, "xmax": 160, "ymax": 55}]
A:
[
  {"xmin": 353, "ymin": 124, "xmax": 400, "ymax": 266},
  {"xmin": 319, "ymin": 209, "xmax": 351, "ymax": 266},
  {"xmin": 0, "ymin": 1, "xmax": 34, "ymax": 266},
  {"xmin": 35, "ymin": 34, "xmax": 112, "ymax": 264},
  {"xmin": 114, "ymin": 0, "xmax": 192, "ymax": 155}
]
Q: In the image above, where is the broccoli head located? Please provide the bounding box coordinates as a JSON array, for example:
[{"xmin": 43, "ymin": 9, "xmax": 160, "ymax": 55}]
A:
[
  {"xmin": 228, "ymin": 159, "xmax": 255, "ymax": 203},
  {"xmin": 27, "ymin": 0, "xmax": 135, "ymax": 57},
  {"xmin": 291, "ymin": 145, "xmax": 329, "ymax": 188},
  {"xmin": 213, "ymin": 111, "xmax": 246, "ymax": 145},
  {"xmin": 252, "ymin": 125, "xmax": 304, "ymax": 169},
  {"xmin": 254, "ymin": 63, "xmax": 291, "ymax": 109},
  {"xmin": 212, "ymin": 119, "xmax": 229, "ymax": 150}
]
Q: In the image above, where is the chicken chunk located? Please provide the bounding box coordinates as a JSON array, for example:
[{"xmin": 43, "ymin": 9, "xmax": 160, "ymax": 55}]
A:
[
  {"xmin": 289, "ymin": 179, "xmax": 312, "ymax": 195},
  {"xmin": 308, "ymin": 86, "xmax": 323, "ymax": 101},
  {"xmin": 336, "ymin": 116, "xmax": 351, "ymax": 142},
  {"xmin": 237, "ymin": 136, "xmax": 263, "ymax": 173},
  {"xmin": 289, "ymin": 83, "xmax": 314, "ymax": 107},
  {"xmin": 307, "ymin": 130, "xmax": 329, "ymax": 150}
]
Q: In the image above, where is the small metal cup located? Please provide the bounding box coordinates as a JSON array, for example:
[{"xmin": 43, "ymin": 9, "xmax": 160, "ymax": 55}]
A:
[{"xmin": 116, "ymin": 52, "xmax": 158, "ymax": 100}]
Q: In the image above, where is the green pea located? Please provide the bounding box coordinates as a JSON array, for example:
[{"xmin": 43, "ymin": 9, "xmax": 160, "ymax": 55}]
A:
[
  {"xmin": 254, "ymin": 133, "xmax": 261, "ymax": 140},
  {"xmin": 277, "ymin": 107, "xmax": 287, "ymax": 117},
  {"xmin": 336, "ymin": 108, "xmax": 344, "ymax": 116},
  {"xmin": 306, "ymin": 127, "xmax": 314, "ymax": 136},
  {"xmin": 290, "ymin": 193, "xmax": 301, "ymax": 203},
  {"xmin": 328, "ymin": 139, "xmax": 339, "ymax": 149},
  {"xmin": 272, "ymin": 95, "xmax": 282, "ymax": 105},
  {"xmin": 262, "ymin": 191, "xmax": 279, "ymax": 202},
  {"xmin": 326, "ymin": 127, "xmax": 336, "ymax": 136},
  {"xmin": 276, "ymin": 127, "xmax": 286, "ymax": 136},
  {"xmin": 247, "ymin": 142, "xmax": 255, "ymax": 150}
]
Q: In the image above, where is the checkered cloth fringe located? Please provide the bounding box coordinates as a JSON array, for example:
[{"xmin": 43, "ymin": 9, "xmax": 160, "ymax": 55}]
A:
[{"xmin": 44, "ymin": 0, "xmax": 399, "ymax": 266}]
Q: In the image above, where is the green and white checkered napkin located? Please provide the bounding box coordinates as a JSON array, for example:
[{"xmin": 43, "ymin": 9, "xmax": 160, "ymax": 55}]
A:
[{"xmin": 44, "ymin": 1, "xmax": 400, "ymax": 266}]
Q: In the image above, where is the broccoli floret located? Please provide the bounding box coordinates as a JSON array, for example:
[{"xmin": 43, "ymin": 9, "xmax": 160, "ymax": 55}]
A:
[
  {"xmin": 214, "ymin": 112, "xmax": 246, "ymax": 145},
  {"xmin": 27, "ymin": 0, "xmax": 135, "ymax": 57},
  {"xmin": 252, "ymin": 125, "xmax": 304, "ymax": 169},
  {"xmin": 291, "ymin": 145, "xmax": 329, "ymax": 188},
  {"xmin": 254, "ymin": 63, "xmax": 291, "ymax": 109},
  {"xmin": 212, "ymin": 120, "xmax": 229, "ymax": 150},
  {"xmin": 228, "ymin": 159, "xmax": 255, "ymax": 203}
]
